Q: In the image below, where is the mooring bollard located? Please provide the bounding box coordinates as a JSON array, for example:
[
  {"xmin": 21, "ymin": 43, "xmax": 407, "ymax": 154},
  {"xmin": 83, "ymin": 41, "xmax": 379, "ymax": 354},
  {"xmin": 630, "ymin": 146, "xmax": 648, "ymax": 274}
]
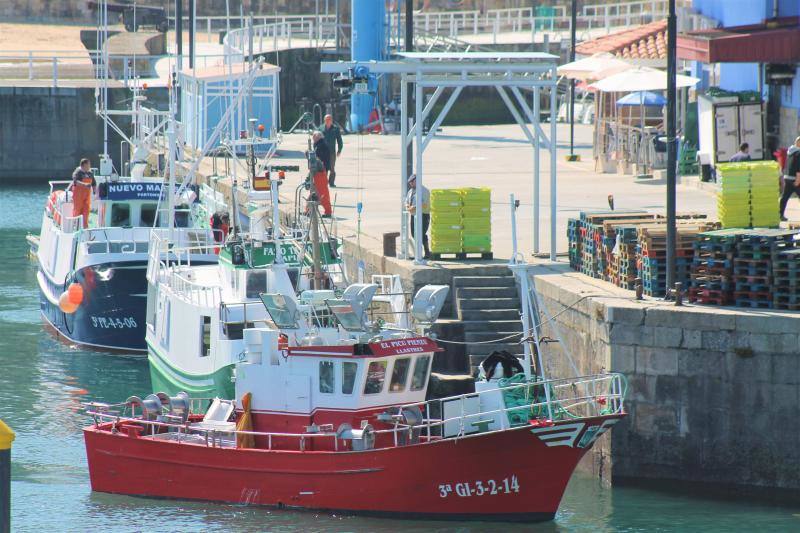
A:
[{"xmin": 0, "ymin": 418, "xmax": 14, "ymax": 533}]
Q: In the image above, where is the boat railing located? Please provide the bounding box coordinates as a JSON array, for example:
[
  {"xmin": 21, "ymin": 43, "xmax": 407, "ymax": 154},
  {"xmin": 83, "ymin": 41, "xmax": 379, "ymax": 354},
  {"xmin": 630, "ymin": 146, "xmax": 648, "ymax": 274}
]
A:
[
  {"xmin": 84, "ymin": 373, "xmax": 625, "ymax": 452},
  {"xmin": 168, "ymin": 271, "xmax": 221, "ymax": 308},
  {"xmin": 146, "ymin": 230, "xmax": 223, "ymax": 285},
  {"xmin": 383, "ymin": 372, "xmax": 626, "ymax": 446},
  {"xmin": 60, "ymin": 214, "xmax": 84, "ymax": 234}
]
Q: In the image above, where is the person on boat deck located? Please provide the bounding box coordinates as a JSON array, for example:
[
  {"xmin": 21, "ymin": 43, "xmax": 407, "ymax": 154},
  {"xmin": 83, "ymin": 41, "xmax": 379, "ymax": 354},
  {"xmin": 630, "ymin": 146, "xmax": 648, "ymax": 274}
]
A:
[
  {"xmin": 406, "ymin": 174, "xmax": 431, "ymax": 259},
  {"xmin": 729, "ymin": 142, "xmax": 751, "ymax": 162},
  {"xmin": 312, "ymin": 131, "xmax": 333, "ymax": 218},
  {"xmin": 319, "ymin": 114, "xmax": 343, "ymax": 188},
  {"xmin": 71, "ymin": 158, "xmax": 96, "ymax": 229}
]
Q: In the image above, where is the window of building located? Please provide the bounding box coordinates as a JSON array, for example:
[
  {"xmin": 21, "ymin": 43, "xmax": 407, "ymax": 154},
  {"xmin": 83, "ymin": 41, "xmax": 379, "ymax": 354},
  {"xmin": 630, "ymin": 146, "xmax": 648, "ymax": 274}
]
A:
[
  {"xmin": 363, "ymin": 361, "xmax": 387, "ymax": 395},
  {"xmin": 389, "ymin": 358, "xmax": 411, "ymax": 393},
  {"xmin": 342, "ymin": 361, "xmax": 357, "ymax": 395},
  {"xmin": 410, "ymin": 355, "xmax": 431, "ymax": 391},
  {"xmin": 319, "ymin": 361, "xmax": 335, "ymax": 394},
  {"xmin": 140, "ymin": 203, "xmax": 158, "ymax": 227},
  {"xmin": 110, "ymin": 203, "xmax": 131, "ymax": 227}
]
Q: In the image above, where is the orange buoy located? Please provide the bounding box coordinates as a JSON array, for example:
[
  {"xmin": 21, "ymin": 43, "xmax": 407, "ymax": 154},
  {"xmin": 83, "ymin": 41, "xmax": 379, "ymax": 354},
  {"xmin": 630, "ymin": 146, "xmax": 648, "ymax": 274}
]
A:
[
  {"xmin": 67, "ymin": 283, "xmax": 84, "ymax": 305},
  {"xmin": 59, "ymin": 292, "xmax": 78, "ymax": 314}
]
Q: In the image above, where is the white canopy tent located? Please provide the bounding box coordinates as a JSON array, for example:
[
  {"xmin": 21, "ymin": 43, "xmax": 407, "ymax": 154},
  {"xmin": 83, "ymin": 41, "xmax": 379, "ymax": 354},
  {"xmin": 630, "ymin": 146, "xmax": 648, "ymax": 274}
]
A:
[
  {"xmin": 557, "ymin": 53, "xmax": 633, "ymax": 82},
  {"xmin": 590, "ymin": 66, "xmax": 700, "ymax": 92}
]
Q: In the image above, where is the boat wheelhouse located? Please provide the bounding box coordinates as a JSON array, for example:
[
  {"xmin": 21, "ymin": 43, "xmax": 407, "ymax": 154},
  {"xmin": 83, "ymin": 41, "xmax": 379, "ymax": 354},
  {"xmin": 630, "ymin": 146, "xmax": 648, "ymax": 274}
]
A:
[
  {"xmin": 145, "ymin": 225, "xmax": 447, "ymax": 399},
  {"xmin": 36, "ymin": 175, "xmax": 218, "ymax": 352}
]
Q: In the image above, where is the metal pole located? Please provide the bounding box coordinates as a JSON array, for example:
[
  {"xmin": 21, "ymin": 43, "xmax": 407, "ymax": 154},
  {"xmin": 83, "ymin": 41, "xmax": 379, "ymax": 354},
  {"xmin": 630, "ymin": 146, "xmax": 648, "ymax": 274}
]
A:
[
  {"xmin": 310, "ymin": 201, "xmax": 323, "ymax": 289},
  {"xmin": 549, "ymin": 69, "xmax": 558, "ymax": 261},
  {"xmin": 414, "ymin": 78, "xmax": 424, "ymax": 263},
  {"xmin": 0, "ymin": 419, "xmax": 14, "ymax": 533},
  {"xmin": 510, "ymin": 193, "xmax": 518, "ymax": 263},
  {"xmin": 533, "ymin": 87, "xmax": 540, "ymax": 254},
  {"xmin": 189, "ymin": 0, "xmax": 195, "ymax": 69},
  {"xmin": 666, "ymin": 0, "xmax": 677, "ymax": 294},
  {"xmin": 271, "ymin": 176, "xmax": 283, "ymax": 264},
  {"xmin": 400, "ymin": 77, "xmax": 409, "ymax": 259},
  {"xmin": 176, "ymin": 0, "xmax": 183, "ymax": 71},
  {"xmin": 568, "ymin": 0, "xmax": 577, "ymax": 159},
  {"xmin": 405, "ymin": 0, "xmax": 415, "ymax": 260},
  {"xmin": 405, "ymin": 0, "xmax": 414, "ymax": 197}
]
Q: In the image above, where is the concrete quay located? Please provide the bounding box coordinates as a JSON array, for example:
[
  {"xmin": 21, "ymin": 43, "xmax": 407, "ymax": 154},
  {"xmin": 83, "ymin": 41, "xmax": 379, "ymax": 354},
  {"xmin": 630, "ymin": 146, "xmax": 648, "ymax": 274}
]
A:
[{"xmin": 533, "ymin": 263, "xmax": 800, "ymax": 493}]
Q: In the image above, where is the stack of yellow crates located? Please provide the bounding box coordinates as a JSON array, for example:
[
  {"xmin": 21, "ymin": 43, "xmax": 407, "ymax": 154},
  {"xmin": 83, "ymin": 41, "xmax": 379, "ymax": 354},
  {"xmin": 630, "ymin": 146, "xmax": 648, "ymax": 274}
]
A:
[
  {"xmin": 461, "ymin": 187, "xmax": 492, "ymax": 254},
  {"xmin": 430, "ymin": 189, "xmax": 463, "ymax": 254},
  {"xmin": 716, "ymin": 161, "xmax": 780, "ymax": 228},
  {"xmin": 749, "ymin": 161, "xmax": 780, "ymax": 227}
]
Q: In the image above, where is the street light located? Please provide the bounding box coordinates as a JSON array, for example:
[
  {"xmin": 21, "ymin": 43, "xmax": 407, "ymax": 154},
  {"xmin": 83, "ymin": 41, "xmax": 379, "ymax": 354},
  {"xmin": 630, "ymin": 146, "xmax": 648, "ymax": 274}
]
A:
[{"xmin": 567, "ymin": 0, "xmax": 579, "ymax": 162}]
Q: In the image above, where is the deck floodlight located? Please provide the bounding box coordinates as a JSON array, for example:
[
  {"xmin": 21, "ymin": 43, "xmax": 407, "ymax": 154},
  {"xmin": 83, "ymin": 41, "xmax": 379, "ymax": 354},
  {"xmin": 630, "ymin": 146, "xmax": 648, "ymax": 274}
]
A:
[
  {"xmin": 342, "ymin": 283, "xmax": 379, "ymax": 326},
  {"xmin": 411, "ymin": 285, "xmax": 450, "ymax": 325}
]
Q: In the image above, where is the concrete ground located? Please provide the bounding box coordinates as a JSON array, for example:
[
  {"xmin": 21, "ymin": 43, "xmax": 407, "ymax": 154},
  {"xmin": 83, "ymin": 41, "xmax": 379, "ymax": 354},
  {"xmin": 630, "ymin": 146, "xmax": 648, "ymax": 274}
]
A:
[{"xmin": 269, "ymin": 122, "xmax": 729, "ymax": 262}]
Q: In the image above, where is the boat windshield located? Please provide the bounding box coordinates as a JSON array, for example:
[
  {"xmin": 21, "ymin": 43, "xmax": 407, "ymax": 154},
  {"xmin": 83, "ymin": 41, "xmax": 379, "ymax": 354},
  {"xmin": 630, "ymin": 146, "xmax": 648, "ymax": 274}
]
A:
[
  {"xmin": 325, "ymin": 299, "xmax": 364, "ymax": 332},
  {"xmin": 260, "ymin": 293, "xmax": 300, "ymax": 329}
]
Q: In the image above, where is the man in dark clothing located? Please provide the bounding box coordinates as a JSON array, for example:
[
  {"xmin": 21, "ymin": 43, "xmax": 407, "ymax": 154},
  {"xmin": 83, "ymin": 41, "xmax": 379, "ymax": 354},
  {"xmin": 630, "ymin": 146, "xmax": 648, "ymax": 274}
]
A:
[
  {"xmin": 780, "ymin": 137, "xmax": 800, "ymax": 221},
  {"xmin": 729, "ymin": 142, "xmax": 751, "ymax": 162},
  {"xmin": 311, "ymin": 132, "xmax": 333, "ymax": 216},
  {"xmin": 319, "ymin": 114, "xmax": 343, "ymax": 187}
]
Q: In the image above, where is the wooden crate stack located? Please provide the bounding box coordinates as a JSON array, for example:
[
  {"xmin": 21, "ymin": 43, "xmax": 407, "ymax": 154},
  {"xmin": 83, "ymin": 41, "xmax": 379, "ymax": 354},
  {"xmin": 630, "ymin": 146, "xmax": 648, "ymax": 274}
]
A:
[
  {"xmin": 636, "ymin": 221, "xmax": 716, "ymax": 297},
  {"xmin": 772, "ymin": 245, "xmax": 800, "ymax": 310},
  {"xmin": 689, "ymin": 229, "xmax": 744, "ymax": 305},
  {"xmin": 730, "ymin": 230, "xmax": 792, "ymax": 308}
]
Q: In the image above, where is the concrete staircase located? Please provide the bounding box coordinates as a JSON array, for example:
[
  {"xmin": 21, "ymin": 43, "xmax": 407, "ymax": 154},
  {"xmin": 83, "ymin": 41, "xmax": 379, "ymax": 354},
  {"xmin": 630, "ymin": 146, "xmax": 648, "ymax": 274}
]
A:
[{"xmin": 453, "ymin": 273, "xmax": 523, "ymax": 373}]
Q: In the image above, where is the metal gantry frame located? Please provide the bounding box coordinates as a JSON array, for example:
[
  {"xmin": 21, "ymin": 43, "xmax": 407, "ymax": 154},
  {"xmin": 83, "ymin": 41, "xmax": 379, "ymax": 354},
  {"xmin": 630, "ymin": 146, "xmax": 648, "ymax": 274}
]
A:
[{"xmin": 322, "ymin": 52, "xmax": 559, "ymax": 263}]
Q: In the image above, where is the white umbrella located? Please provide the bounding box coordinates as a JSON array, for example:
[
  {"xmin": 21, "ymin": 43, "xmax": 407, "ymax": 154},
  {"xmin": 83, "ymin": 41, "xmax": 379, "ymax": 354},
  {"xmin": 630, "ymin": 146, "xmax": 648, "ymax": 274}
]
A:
[
  {"xmin": 557, "ymin": 52, "xmax": 634, "ymax": 82},
  {"xmin": 590, "ymin": 66, "xmax": 700, "ymax": 92}
]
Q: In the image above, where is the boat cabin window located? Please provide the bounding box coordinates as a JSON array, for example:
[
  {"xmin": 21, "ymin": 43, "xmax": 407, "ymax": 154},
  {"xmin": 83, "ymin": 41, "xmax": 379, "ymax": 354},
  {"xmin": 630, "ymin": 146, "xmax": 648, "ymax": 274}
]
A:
[
  {"xmin": 319, "ymin": 361, "xmax": 335, "ymax": 394},
  {"xmin": 411, "ymin": 355, "xmax": 431, "ymax": 391},
  {"xmin": 342, "ymin": 361, "xmax": 357, "ymax": 394},
  {"xmin": 389, "ymin": 357, "xmax": 411, "ymax": 392},
  {"xmin": 140, "ymin": 203, "xmax": 158, "ymax": 227},
  {"xmin": 364, "ymin": 361, "xmax": 387, "ymax": 395},
  {"xmin": 224, "ymin": 321, "xmax": 254, "ymax": 340},
  {"xmin": 110, "ymin": 203, "xmax": 131, "ymax": 227},
  {"xmin": 245, "ymin": 271, "xmax": 267, "ymax": 299},
  {"xmin": 200, "ymin": 316, "xmax": 211, "ymax": 357}
]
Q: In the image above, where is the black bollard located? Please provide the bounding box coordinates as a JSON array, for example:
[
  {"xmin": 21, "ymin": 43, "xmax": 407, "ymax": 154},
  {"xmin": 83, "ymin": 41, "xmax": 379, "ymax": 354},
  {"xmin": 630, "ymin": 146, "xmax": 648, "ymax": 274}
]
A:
[{"xmin": 0, "ymin": 419, "xmax": 14, "ymax": 533}]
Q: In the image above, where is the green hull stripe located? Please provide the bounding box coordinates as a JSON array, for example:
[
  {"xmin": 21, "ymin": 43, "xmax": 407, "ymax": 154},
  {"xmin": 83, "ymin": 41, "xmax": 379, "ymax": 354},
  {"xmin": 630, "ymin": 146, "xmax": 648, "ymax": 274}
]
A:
[{"xmin": 147, "ymin": 341, "xmax": 234, "ymax": 398}]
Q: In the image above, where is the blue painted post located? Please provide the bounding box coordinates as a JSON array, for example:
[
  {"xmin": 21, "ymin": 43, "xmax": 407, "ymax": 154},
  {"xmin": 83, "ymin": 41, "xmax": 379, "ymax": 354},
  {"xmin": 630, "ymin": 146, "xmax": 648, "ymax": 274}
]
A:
[{"xmin": 350, "ymin": 0, "xmax": 385, "ymax": 131}]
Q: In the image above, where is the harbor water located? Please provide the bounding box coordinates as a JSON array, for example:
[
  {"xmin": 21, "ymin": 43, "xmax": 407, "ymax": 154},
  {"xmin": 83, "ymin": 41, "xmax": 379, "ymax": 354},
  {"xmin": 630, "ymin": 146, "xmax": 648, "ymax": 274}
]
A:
[{"xmin": 2, "ymin": 184, "xmax": 800, "ymax": 531}]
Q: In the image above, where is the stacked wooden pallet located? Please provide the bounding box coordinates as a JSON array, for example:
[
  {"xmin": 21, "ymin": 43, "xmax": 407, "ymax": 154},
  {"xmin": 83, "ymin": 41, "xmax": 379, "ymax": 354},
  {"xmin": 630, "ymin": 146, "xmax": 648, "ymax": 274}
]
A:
[
  {"xmin": 636, "ymin": 224, "xmax": 710, "ymax": 297},
  {"xmin": 731, "ymin": 230, "xmax": 796, "ymax": 308},
  {"xmin": 689, "ymin": 229, "xmax": 742, "ymax": 305},
  {"xmin": 772, "ymin": 246, "xmax": 800, "ymax": 310}
]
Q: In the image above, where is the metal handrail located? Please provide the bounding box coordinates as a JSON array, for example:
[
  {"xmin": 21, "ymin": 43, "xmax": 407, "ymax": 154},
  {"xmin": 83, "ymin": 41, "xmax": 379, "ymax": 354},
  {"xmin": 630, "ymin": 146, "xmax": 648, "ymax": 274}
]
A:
[{"xmin": 85, "ymin": 373, "xmax": 625, "ymax": 452}]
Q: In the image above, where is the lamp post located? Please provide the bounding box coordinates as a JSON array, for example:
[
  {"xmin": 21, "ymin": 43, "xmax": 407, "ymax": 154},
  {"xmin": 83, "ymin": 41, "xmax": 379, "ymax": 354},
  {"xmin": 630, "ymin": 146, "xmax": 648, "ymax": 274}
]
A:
[
  {"xmin": 666, "ymin": 0, "xmax": 677, "ymax": 297},
  {"xmin": 566, "ymin": 0, "xmax": 579, "ymax": 162}
]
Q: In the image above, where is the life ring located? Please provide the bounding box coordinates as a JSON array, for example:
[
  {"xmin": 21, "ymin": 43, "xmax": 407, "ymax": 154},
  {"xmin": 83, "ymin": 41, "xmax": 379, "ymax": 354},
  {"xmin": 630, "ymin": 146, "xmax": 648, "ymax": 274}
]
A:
[{"xmin": 47, "ymin": 190, "xmax": 65, "ymax": 225}]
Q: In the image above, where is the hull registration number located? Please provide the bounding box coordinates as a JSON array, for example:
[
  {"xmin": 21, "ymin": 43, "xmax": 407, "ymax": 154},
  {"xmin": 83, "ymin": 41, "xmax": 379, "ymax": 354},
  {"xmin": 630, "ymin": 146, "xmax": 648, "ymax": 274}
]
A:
[
  {"xmin": 439, "ymin": 476, "xmax": 520, "ymax": 498},
  {"xmin": 90, "ymin": 316, "xmax": 138, "ymax": 329}
]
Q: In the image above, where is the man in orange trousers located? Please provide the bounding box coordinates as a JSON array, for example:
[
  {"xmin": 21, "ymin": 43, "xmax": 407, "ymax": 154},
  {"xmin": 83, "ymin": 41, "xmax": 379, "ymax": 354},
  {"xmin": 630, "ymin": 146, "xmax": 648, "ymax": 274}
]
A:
[
  {"xmin": 312, "ymin": 132, "xmax": 333, "ymax": 217},
  {"xmin": 72, "ymin": 158, "xmax": 96, "ymax": 228}
]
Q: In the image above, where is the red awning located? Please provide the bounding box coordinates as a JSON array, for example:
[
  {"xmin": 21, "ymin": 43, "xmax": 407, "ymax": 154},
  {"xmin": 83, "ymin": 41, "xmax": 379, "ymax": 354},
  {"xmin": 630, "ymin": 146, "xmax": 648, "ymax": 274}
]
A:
[{"xmin": 678, "ymin": 18, "xmax": 800, "ymax": 64}]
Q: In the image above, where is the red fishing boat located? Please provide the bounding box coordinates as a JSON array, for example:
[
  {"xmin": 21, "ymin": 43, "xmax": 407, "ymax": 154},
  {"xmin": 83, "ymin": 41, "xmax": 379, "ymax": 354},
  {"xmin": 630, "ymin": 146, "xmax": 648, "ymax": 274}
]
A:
[{"xmin": 84, "ymin": 327, "xmax": 626, "ymax": 522}]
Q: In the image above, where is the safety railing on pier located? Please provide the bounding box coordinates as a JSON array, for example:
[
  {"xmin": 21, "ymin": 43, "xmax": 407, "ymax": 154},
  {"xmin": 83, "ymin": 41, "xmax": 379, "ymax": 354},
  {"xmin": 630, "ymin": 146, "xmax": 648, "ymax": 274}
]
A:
[{"xmin": 84, "ymin": 372, "xmax": 625, "ymax": 452}]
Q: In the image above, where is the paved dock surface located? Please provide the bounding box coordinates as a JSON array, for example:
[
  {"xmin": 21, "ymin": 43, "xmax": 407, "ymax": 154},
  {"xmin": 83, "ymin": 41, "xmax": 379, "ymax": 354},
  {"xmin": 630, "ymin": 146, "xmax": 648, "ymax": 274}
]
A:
[{"xmin": 264, "ymin": 123, "xmax": 718, "ymax": 261}]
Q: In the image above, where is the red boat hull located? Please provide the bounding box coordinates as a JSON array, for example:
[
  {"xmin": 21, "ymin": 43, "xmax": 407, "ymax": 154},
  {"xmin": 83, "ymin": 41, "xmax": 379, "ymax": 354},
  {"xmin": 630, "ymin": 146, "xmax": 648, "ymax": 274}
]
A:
[{"xmin": 84, "ymin": 414, "xmax": 623, "ymax": 522}]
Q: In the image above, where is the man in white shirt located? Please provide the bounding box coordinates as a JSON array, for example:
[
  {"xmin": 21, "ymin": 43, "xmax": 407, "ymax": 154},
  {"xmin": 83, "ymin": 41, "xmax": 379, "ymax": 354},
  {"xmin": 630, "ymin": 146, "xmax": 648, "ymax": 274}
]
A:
[{"xmin": 405, "ymin": 174, "xmax": 430, "ymax": 258}]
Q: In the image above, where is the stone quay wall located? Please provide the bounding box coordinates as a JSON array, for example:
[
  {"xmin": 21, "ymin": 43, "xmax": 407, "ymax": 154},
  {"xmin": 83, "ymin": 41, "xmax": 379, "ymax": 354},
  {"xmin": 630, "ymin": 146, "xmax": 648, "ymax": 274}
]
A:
[{"xmin": 532, "ymin": 263, "xmax": 800, "ymax": 493}]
